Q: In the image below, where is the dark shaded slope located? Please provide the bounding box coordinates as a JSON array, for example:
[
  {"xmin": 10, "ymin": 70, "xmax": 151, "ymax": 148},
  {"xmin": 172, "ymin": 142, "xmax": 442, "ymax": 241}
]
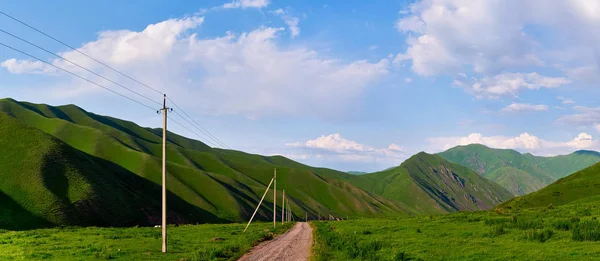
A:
[{"xmin": 0, "ymin": 112, "xmax": 221, "ymax": 229}]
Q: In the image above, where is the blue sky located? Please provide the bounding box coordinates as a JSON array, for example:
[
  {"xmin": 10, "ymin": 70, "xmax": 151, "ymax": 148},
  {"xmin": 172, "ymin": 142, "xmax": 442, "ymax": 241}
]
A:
[{"xmin": 2, "ymin": 0, "xmax": 600, "ymax": 172}]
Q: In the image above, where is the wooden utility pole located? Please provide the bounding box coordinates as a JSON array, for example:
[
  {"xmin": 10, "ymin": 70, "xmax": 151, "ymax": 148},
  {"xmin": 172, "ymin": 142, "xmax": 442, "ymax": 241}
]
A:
[
  {"xmin": 244, "ymin": 178, "xmax": 275, "ymax": 232},
  {"xmin": 273, "ymin": 169, "xmax": 276, "ymax": 228},
  {"xmin": 160, "ymin": 94, "xmax": 170, "ymax": 253},
  {"xmin": 282, "ymin": 190, "xmax": 285, "ymax": 224}
]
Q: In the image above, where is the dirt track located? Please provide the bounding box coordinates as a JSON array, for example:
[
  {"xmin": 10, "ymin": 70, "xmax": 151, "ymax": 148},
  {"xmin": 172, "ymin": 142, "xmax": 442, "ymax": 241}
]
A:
[{"xmin": 238, "ymin": 222, "xmax": 313, "ymax": 261}]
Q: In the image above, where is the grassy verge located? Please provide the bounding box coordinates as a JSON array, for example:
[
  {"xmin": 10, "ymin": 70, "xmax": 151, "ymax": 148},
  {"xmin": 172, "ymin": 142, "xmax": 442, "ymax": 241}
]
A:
[
  {"xmin": 0, "ymin": 222, "xmax": 294, "ymax": 260},
  {"xmin": 312, "ymin": 203, "xmax": 600, "ymax": 260}
]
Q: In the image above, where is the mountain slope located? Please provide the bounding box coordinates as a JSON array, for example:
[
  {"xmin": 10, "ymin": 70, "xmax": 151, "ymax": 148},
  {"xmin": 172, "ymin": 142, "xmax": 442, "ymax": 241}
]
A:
[
  {"xmin": 499, "ymin": 162, "xmax": 600, "ymax": 210},
  {"xmin": 0, "ymin": 113, "xmax": 220, "ymax": 230},
  {"xmin": 345, "ymin": 152, "xmax": 514, "ymax": 213},
  {"xmin": 438, "ymin": 144, "xmax": 600, "ymax": 195},
  {"xmin": 0, "ymin": 98, "xmax": 407, "ymax": 228}
]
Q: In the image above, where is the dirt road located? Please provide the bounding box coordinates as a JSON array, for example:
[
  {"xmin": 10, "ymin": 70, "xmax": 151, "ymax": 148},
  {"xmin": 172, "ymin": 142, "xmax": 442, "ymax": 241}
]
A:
[{"xmin": 238, "ymin": 222, "xmax": 313, "ymax": 261}]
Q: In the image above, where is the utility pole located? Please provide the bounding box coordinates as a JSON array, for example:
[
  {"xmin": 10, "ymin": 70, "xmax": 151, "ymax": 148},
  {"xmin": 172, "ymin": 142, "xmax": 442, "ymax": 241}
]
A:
[
  {"xmin": 160, "ymin": 94, "xmax": 171, "ymax": 253},
  {"xmin": 273, "ymin": 169, "xmax": 276, "ymax": 228},
  {"xmin": 282, "ymin": 190, "xmax": 285, "ymax": 224}
]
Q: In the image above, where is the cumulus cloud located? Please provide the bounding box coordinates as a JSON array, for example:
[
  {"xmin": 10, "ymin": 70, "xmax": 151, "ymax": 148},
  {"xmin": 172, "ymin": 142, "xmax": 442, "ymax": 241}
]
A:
[
  {"xmin": 223, "ymin": 0, "xmax": 269, "ymax": 9},
  {"xmin": 453, "ymin": 72, "xmax": 570, "ymax": 99},
  {"xmin": 1, "ymin": 16, "xmax": 389, "ymax": 119},
  {"xmin": 427, "ymin": 132, "xmax": 598, "ymax": 156},
  {"xmin": 501, "ymin": 103, "xmax": 548, "ymax": 113},
  {"xmin": 286, "ymin": 133, "xmax": 405, "ymax": 163},
  {"xmin": 273, "ymin": 9, "xmax": 300, "ymax": 38},
  {"xmin": 1, "ymin": 58, "xmax": 56, "ymax": 74},
  {"xmin": 395, "ymin": 0, "xmax": 600, "ymax": 93}
]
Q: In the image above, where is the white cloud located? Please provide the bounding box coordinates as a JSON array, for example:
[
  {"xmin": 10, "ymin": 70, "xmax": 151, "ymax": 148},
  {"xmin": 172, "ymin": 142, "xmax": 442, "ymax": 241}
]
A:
[
  {"xmin": 428, "ymin": 132, "xmax": 598, "ymax": 156},
  {"xmin": 286, "ymin": 133, "xmax": 405, "ymax": 163},
  {"xmin": 557, "ymin": 106, "xmax": 600, "ymax": 125},
  {"xmin": 223, "ymin": 0, "xmax": 269, "ymax": 9},
  {"xmin": 404, "ymin": 77, "xmax": 413, "ymax": 83},
  {"xmin": 453, "ymin": 72, "xmax": 570, "ymax": 99},
  {"xmin": 273, "ymin": 9, "xmax": 300, "ymax": 38},
  {"xmin": 595, "ymin": 124, "xmax": 600, "ymax": 133},
  {"xmin": 395, "ymin": 0, "xmax": 600, "ymax": 90},
  {"xmin": 557, "ymin": 96, "xmax": 575, "ymax": 104},
  {"xmin": 1, "ymin": 58, "xmax": 56, "ymax": 74},
  {"xmin": 369, "ymin": 45, "xmax": 378, "ymax": 50},
  {"xmin": 501, "ymin": 103, "xmax": 548, "ymax": 113},
  {"xmin": 395, "ymin": 0, "xmax": 600, "ymax": 76},
  {"xmin": 1, "ymin": 16, "xmax": 389, "ymax": 119}
]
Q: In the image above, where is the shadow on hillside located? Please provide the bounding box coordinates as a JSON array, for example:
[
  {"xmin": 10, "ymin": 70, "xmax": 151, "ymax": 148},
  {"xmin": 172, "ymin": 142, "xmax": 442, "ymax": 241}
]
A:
[
  {"xmin": 0, "ymin": 190, "xmax": 51, "ymax": 230},
  {"xmin": 37, "ymin": 142, "xmax": 226, "ymax": 230}
]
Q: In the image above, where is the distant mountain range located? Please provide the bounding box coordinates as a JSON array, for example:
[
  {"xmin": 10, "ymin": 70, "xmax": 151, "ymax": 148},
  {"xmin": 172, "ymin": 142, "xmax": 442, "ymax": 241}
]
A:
[
  {"xmin": 346, "ymin": 171, "xmax": 367, "ymax": 175},
  {"xmin": 438, "ymin": 144, "xmax": 600, "ymax": 196},
  {"xmin": 1, "ymin": 98, "xmax": 599, "ymax": 229}
]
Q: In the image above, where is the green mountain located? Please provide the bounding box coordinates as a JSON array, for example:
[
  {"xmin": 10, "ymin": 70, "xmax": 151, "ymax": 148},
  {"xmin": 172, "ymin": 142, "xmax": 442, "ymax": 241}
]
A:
[
  {"xmin": 499, "ymin": 162, "xmax": 600, "ymax": 210},
  {"xmin": 0, "ymin": 113, "xmax": 218, "ymax": 230},
  {"xmin": 347, "ymin": 171, "xmax": 367, "ymax": 175},
  {"xmin": 0, "ymin": 98, "xmax": 520, "ymax": 229},
  {"xmin": 344, "ymin": 152, "xmax": 514, "ymax": 213},
  {"xmin": 438, "ymin": 144, "xmax": 600, "ymax": 196},
  {"xmin": 0, "ymin": 98, "xmax": 408, "ymax": 229}
]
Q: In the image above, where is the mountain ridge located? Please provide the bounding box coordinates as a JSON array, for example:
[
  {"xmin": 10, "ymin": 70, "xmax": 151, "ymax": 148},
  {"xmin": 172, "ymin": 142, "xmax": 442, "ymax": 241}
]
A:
[{"xmin": 438, "ymin": 144, "xmax": 600, "ymax": 196}]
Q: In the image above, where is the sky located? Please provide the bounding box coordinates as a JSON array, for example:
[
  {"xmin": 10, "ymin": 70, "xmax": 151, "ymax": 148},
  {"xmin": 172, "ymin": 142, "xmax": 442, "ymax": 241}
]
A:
[{"xmin": 1, "ymin": 0, "xmax": 600, "ymax": 172}]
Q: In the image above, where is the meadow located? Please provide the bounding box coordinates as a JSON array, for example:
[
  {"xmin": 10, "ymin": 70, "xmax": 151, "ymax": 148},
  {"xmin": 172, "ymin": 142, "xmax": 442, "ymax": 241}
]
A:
[
  {"xmin": 312, "ymin": 202, "xmax": 600, "ymax": 261},
  {"xmin": 0, "ymin": 222, "xmax": 293, "ymax": 260}
]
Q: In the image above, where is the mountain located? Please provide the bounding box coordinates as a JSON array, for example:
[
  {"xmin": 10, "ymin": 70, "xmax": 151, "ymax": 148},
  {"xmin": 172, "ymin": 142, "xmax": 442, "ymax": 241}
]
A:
[
  {"xmin": 438, "ymin": 144, "xmax": 600, "ymax": 196},
  {"xmin": 347, "ymin": 171, "xmax": 367, "ymax": 175},
  {"xmin": 344, "ymin": 152, "xmax": 514, "ymax": 213},
  {"xmin": 499, "ymin": 162, "xmax": 600, "ymax": 210},
  {"xmin": 0, "ymin": 98, "xmax": 408, "ymax": 229},
  {"xmin": 0, "ymin": 112, "xmax": 219, "ymax": 230}
]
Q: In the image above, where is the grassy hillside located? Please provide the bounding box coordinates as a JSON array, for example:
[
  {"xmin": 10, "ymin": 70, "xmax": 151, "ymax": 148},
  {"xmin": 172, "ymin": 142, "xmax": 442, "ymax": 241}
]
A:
[
  {"xmin": 0, "ymin": 98, "xmax": 407, "ymax": 229},
  {"xmin": 499, "ymin": 162, "xmax": 600, "ymax": 210},
  {"xmin": 345, "ymin": 152, "xmax": 514, "ymax": 213},
  {"xmin": 439, "ymin": 144, "xmax": 600, "ymax": 195},
  {"xmin": 0, "ymin": 113, "xmax": 220, "ymax": 230}
]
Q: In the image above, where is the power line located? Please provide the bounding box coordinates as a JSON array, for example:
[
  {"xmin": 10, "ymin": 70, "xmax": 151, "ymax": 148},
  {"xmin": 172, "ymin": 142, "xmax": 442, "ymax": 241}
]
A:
[
  {"xmin": 0, "ymin": 42, "xmax": 157, "ymax": 111},
  {"xmin": 170, "ymin": 109, "xmax": 227, "ymax": 149},
  {"xmin": 169, "ymin": 117, "xmax": 219, "ymax": 148},
  {"xmin": 0, "ymin": 10, "xmax": 163, "ymax": 95},
  {"xmin": 168, "ymin": 97, "xmax": 231, "ymax": 149},
  {"xmin": 0, "ymin": 28, "xmax": 161, "ymax": 106},
  {"xmin": 0, "ymin": 10, "xmax": 231, "ymax": 150}
]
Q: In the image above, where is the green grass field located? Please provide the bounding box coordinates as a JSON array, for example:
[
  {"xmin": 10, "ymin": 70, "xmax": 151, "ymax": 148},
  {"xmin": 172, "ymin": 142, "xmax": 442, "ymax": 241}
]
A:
[
  {"xmin": 311, "ymin": 202, "xmax": 600, "ymax": 260},
  {"xmin": 0, "ymin": 222, "xmax": 294, "ymax": 260}
]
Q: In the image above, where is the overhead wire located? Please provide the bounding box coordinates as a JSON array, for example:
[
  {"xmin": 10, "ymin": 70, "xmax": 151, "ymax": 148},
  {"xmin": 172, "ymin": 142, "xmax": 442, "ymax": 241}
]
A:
[
  {"xmin": 0, "ymin": 42, "xmax": 157, "ymax": 111},
  {"xmin": 168, "ymin": 97, "xmax": 231, "ymax": 149},
  {"xmin": 0, "ymin": 28, "xmax": 161, "ymax": 106},
  {"xmin": 0, "ymin": 10, "xmax": 232, "ymax": 149}
]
